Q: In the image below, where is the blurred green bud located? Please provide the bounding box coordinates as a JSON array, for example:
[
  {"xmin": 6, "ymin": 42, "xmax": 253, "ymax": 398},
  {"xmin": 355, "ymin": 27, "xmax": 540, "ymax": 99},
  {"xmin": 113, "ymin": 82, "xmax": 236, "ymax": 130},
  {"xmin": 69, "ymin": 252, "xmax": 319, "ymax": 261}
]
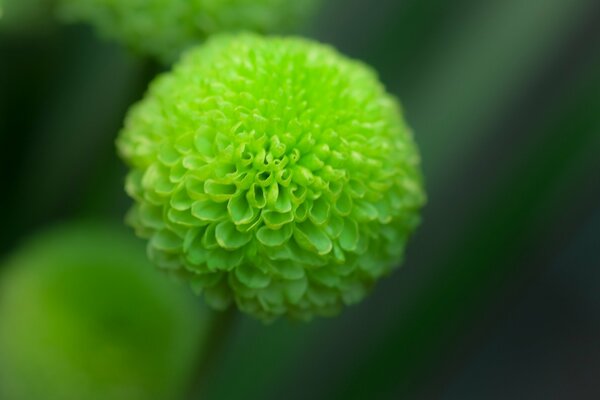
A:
[
  {"xmin": 57, "ymin": 0, "xmax": 319, "ymax": 61},
  {"xmin": 0, "ymin": 0, "xmax": 53, "ymax": 33},
  {"xmin": 117, "ymin": 33, "xmax": 426, "ymax": 321},
  {"xmin": 0, "ymin": 223, "xmax": 206, "ymax": 400}
]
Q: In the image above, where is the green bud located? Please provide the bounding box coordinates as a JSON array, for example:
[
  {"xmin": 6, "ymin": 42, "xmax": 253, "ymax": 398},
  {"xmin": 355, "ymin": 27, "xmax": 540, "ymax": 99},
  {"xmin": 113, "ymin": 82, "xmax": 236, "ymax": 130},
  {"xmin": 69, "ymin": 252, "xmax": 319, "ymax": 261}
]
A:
[
  {"xmin": 0, "ymin": 0, "xmax": 52, "ymax": 33},
  {"xmin": 118, "ymin": 33, "xmax": 426, "ymax": 321},
  {"xmin": 57, "ymin": 0, "xmax": 319, "ymax": 61},
  {"xmin": 0, "ymin": 223, "xmax": 206, "ymax": 400}
]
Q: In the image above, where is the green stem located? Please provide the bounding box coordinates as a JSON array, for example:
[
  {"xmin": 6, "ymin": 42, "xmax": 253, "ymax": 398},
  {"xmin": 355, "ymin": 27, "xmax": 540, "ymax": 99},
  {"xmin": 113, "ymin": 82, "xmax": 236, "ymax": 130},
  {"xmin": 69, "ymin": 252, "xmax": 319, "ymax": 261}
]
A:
[{"xmin": 187, "ymin": 307, "xmax": 237, "ymax": 400}]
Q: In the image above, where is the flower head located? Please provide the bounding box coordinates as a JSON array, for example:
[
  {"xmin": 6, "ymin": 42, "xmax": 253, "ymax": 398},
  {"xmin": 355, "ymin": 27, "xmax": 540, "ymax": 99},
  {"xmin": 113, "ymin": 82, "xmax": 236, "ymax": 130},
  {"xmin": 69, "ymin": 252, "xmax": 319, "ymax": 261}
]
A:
[
  {"xmin": 118, "ymin": 33, "xmax": 426, "ymax": 321},
  {"xmin": 57, "ymin": 0, "xmax": 318, "ymax": 61}
]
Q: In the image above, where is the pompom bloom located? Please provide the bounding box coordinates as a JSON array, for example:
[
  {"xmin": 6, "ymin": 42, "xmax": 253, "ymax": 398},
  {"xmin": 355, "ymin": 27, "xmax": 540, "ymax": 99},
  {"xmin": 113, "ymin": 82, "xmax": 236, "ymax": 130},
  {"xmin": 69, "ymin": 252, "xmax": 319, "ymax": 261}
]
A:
[
  {"xmin": 57, "ymin": 0, "xmax": 318, "ymax": 61},
  {"xmin": 0, "ymin": 224, "xmax": 206, "ymax": 400},
  {"xmin": 118, "ymin": 33, "xmax": 426, "ymax": 321}
]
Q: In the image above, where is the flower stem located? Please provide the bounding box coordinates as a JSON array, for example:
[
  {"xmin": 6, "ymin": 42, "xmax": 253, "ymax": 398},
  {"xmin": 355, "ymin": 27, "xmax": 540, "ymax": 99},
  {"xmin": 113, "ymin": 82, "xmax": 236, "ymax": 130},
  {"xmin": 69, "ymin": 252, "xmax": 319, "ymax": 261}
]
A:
[{"xmin": 187, "ymin": 307, "xmax": 237, "ymax": 399}]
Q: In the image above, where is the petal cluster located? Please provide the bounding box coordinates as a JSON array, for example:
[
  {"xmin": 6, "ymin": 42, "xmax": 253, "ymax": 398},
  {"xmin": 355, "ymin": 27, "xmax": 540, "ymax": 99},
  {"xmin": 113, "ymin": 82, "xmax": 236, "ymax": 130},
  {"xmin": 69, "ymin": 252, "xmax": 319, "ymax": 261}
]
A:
[
  {"xmin": 57, "ymin": 0, "xmax": 318, "ymax": 61},
  {"xmin": 118, "ymin": 34, "xmax": 426, "ymax": 320}
]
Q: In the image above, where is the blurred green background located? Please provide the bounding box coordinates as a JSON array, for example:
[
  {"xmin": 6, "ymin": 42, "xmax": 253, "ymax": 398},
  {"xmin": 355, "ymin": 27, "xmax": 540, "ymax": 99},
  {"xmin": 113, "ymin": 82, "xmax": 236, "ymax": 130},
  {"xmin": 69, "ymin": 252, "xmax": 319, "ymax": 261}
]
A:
[{"xmin": 1, "ymin": 0, "xmax": 599, "ymax": 399}]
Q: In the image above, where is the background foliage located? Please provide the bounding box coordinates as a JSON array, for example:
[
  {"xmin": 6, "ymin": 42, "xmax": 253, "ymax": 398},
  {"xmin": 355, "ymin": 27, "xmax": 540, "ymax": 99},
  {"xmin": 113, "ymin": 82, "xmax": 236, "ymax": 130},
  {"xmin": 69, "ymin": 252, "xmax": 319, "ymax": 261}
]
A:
[{"xmin": 1, "ymin": 0, "xmax": 599, "ymax": 398}]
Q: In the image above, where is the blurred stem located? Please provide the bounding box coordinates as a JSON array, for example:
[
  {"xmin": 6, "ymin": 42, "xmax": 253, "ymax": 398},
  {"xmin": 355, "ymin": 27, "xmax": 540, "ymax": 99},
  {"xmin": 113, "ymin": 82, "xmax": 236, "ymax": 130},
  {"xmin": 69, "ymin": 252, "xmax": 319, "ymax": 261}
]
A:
[{"xmin": 187, "ymin": 307, "xmax": 237, "ymax": 400}]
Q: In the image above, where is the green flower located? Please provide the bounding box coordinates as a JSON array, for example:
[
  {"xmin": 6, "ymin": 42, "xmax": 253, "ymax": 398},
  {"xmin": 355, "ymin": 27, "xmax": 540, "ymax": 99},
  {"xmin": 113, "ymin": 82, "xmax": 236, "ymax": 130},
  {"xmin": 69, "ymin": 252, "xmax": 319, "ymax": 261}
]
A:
[
  {"xmin": 117, "ymin": 33, "xmax": 426, "ymax": 321},
  {"xmin": 57, "ymin": 0, "xmax": 318, "ymax": 61},
  {"xmin": 0, "ymin": 223, "xmax": 206, "ymax": 400}
]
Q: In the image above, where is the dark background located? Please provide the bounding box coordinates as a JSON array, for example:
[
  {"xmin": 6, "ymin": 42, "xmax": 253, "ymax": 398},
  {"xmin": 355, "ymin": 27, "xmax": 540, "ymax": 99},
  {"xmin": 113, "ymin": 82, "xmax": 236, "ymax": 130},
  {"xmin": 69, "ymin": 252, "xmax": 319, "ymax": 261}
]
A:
[{"xmin": 1, "ymin": 0, "xmax": 599, "ymax": 398}]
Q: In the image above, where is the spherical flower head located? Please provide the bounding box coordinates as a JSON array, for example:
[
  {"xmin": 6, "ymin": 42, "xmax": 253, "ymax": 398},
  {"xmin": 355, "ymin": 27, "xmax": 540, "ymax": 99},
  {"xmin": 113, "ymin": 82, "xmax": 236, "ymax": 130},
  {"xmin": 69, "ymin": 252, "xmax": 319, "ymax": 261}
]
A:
[
  {"xmin": 0, "ymin": 223, "xmax": 206, "ymax": 400},
  {"xmin": 117, "ymin": 33, "xmax": 426, "ymax": 321},
  {"xmin": 57, "ymin": 0, "xmax": 318, "ymax": 61}
]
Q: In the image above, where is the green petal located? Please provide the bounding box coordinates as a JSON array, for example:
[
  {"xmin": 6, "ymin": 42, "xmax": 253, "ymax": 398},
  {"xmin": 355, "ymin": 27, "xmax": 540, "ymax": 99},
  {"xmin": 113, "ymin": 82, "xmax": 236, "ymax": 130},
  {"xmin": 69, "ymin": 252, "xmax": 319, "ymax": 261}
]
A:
[
  {"xmin": 293, "ymin": 198, "xmax": 310, "ymax": 222},
  {"xmin": 309, "ymin": 197, "xmax": 330, "ymax": 225},
  {"xmin": 194, "ymin": 128, "xmax": 216, "ymax": 157},
  {"xmin": 205, "ymin": 179, "xmax": 237, "ymax": 202},
  {"xmin": 293, "ymin": 165, "xmax": 314, "ymax": 186},
  {"xmin": 138, "ymin": 203, "xmax": 165, "ymax": 230},
  {"xmin": 266, "ymin": 183, "xmax": 279, "ymax": 208},
  {"xmin": 355, "ymin": 200, "xmax": 379, "ymax": 221},
  {"xmin": 191, "ymin": 200, "xmax": 227, "ymax": 222},
  {"xmin": 262, "ymin": 210, "xmax": 294, "ymax": 229},
  {"xmin": 158, "ymin": 144, "xmax": 181, "ymax": 166},
  {"xmin": 170, "ymin": 188, "xmax": 194, "ymax": 211},
  {"xmin": 334, "ymin": 190, "xmax": 353, "ymax": 216},
  {"xmin": 256, "ymin": 224, "xmax": 294, "ymax": 247},
  {"xmin": 277, "ymin": 262, "xmax": 305, "ymax": 280},
  {"xmin": 150, "ymin": 229, "xmax": 182, "ymax": 252},
  {"xmin": 186, "ymin": 241, "xmax": 207, "ymax": 266},
  {"xmin": 185, "ymin": 176, "xmax": 206, "ymax": 199},
  {"xmin": 332, "ymin": 243, "xmax": 346, "ymax": 263},
  {"xmin": 348, "ymin": 178, "xmax": 367, "ymax": 198},
  {"xmin": 294, "ymin": 222, "xmax": 332, "ymax": 255},
  {"xmin": 189, "ymin": 272, "xmax": 223, "ymax": 294},
  {"xmin": 325, "ymin": 215, "xmax": 344, "ymax": 239},
  {"xmin": 339, "ymin": 219, "xmax": 359, "ymax": 252},
  {"xmin": 228, "ymin": 194, "xmax": 257, "ymax": 225},
  {"xmin": 309, "ymin": 267, "xmax": 340, "ymax": 287},
  {"xmin": 206, "ymin": 248, "xmax": 244, "ymax": 271},
  {"xmin": 235, "ymin": 264, "xmax": 271, "ymax": 289},
  {"xmin": 289, "ymin": 184, "xmax": 307, "ymax": 203},
  {"xmin": 283, "ymin": 276, "xmax": 308, "ymax": 304},
  {"xmin": 258, "ymin": 286, "xmax": 285, "ymax": 306},
  {"xmin": 274, "ymin": 186, "xmax": 293, "ymax": 213},
  {"xmin": 201, "ymin": 223, "xmax": 219, "ymax": 249},
  {"xmin": 168, "ymin": 208, "xmax": 200, "ymax": 227},
  {"xmin": 215, "ymin": 221, "xmax": 252, "ymax": 250},
  {"xmin": 246, "ymin": 183, "xmax": 267, "ymax": 209}
]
